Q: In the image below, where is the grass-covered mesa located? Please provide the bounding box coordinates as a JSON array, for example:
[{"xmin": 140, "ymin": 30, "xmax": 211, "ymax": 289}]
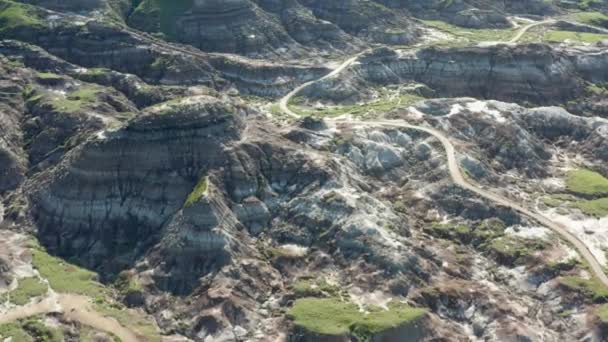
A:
[
  {"xmin": 0, "ymin": 0, "xmax": 44, "ymax": 34},
  {"xmin": 288, "ymin": 297, "xmax": 425, "ymax": 339}
]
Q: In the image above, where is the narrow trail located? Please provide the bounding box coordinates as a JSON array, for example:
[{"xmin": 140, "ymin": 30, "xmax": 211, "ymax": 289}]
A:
[
  {"xmin": 341, "ymin": 119, "xmax": 608, "ymax": 287},
  {"xmin": 278, "ymin": 19, "xmax": 554, "ymax": 117},
  {"xmin": 0, "ymin": 294, "xmax": 141, "ymax": 342},
  {"xmin": 508, "ymin": 19, "xmax": 555, "ymax": 43},
  {"xmin": 277, "ymin": 18, "xmax": 608, "ymax": 287},
  {"xmin": 279, "ymin": 53, "xmax": 366, "ymax": 118}
]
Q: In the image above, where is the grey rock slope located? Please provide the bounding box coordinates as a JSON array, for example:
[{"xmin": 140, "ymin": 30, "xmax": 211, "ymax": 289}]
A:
[{"xmin": 304, "ymin": 44, "xmax": 608, "ymax": 106}]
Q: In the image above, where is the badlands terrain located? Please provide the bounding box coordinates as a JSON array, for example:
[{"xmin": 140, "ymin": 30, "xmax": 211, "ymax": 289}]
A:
[{"xmin": 1, "ymin": 0, "xmax": 608, "ymax": 341}]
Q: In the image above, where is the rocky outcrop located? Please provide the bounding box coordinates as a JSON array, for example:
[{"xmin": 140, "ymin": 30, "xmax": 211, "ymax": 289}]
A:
[
  {"xmin": 127, "ymin": 0, "xmax": 418, "ymax": 56},
  {"xmin": 0, "ymin": 10, "xmax": 328, "ymax": 97},
  {"xmin": 151, "ymin": 183, "xmax": 238, "ymax": 295},
  {"xmin": 410, "ymin": 98, "xmax": 608, "ymax": 176},
  {"xmin": 307, "ymin": 44, "xmax": 608, "ymax": 106},
  {"xmin": 0, "ymin": 59, "xmax": 27, "ymax": 193},
  {"xmin": 29, "ymin": 96, "xmax": 247, "ymax": 274}
]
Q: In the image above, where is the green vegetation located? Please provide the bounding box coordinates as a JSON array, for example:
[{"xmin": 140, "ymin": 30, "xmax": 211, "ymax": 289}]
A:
[
  {"xmin": 0, "ymin": 319, "xmax": 63, "ymax": 342},
  {"xmin": 546, "ymin": 257, "xmax": 579, "ymax": 275},
  {"xmin": 542, "ymin": 195, "xmax": 565, "ymax": 207},
  {"xmin": 115, "ymin": 272, "xmax": 143, "ymax": 296},
  {"xmin": 129, "ymin": 0, "xmax": 194, "ymax": 37},
  {"xmin": 424, "ymin": 218, "xmax": 506, "ymax": 245},
  {"xmin": 574, "ymin": 197, "xmax": 608, "ymax": 217},
  {"xmin": 598, "ymin": 303, "xmax": 608, "ymax": 322},
  {"xmin": 288, "ymin": 93, "xmax": 423, "ymax": 118},
  {"xmin": 50, "ymin": 86, "xmax": 101, "ymax": 112},
  {"xmin": 35, "ymin": 72, "xmax": 63, "ymax": 81},
  {"xmin": 425, "ymin": 222, "xmax": 472, "ymax": 242},
  {"xmin": 573, "ymin": 11, "xmax": 608, "ymax": 28},
  {"xmin": 420, "ymin": 20, "xmax": 515, "ymax": 46},
  {"xmin": 7, "ymin": 277, "xmax": 48, "ymax": 305},
  {"xmin": 560, "ymin": 276, "xmax": 608, "ymax": 302},
  {"xmin": 587, "ymin": 83, "xmax": 608, "ymax": 95},
  {"xmin": 184, "ymin": 175, "xmax": 208, "ymax": 207},
  {"xmin": 566, "ymin": 169, "xmax": 608, "ymax": 196},
  {"xmin": 288, "ymin": 297, "xmax": 425, "ymax": 339},
  {"xmin": 30, "ymin": 242, "xmax": 108, "ymax": 297},
  {"xmin": 485, "ymin": 236, "xmax": 546, "ymax": 265},
  {"xmin": 292, "ymin": 279, "xmax": 341, "ymax": 298},
  {"xmin": 95, "ymin": 300, "xmax": 160, "ymax": 342},
  {"xmin": 22, "ymin": 319, "xmax": 63, "ymax": 342},
  {"xmin": 544, "ymin": 30, "xmax": 608, "ymax": 43},
  {"xmin": 0, "ymin": 323, "xmax": 33, "ymax": 342},
  {"xmin": 0, "ymin": 0, "xmax": 44, "ymax": 34}
]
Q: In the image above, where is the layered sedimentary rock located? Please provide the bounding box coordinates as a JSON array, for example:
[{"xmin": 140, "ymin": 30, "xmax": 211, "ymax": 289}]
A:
[
  {"xmin": 128, "ymin": 0, "xmax": 419, "ymax": 55},
  {"xmin": 0, "ymin": 6, "xmax": 329, "ymax": 97},
  {"xmin": 0, "ymin": 59, "xmax": 27, "ymax": 193},
  {"xmin": 306, "ymin": 44, "xmax": 608, "ymax": 106},
  {"xmin": 29, "ymin": 96, "xmax": 247, "ymax": 274}
]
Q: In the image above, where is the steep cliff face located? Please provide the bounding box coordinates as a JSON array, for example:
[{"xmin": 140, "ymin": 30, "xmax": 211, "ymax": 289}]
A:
[
  {"xmin": 0, "ymin": 58, "xmax": 27, "ymax": 194},
  {"xmin": 0, "ymin": 2, "xmax": 329, "ymax": 97},
  {"xmin": 305, "ymin": 44, "xmax": 608, "ymax": 106},
  {"xmin": 29, "ymin": 96, "xmax": 247, "ymax": 274},
  {"xmin": 127, "ymin": 0, "xmax": 419, "ymax": 55}
]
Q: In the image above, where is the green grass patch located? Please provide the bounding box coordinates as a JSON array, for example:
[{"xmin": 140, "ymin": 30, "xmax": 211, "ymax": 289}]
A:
[
  {"xmin": 50, "ymin": 86, "xmax": 101, "ymax": 112},
  {"xmin": 574, "ymin": 197, "xmax": 608, "ymax": 217},
  {"xmin": 22, "ymin": 319, "xmax": 63, "ymax": 342},
  {"xmin": 598, "ymin": 303, "xmax": 608, "ymax": 322},
  {"xmin": 566, "ymin": 169, "xmax": 608, "ymax": 196},
  {"xmin": 184, "ymin": 175, "xmax": 208, "ymax": 207},
  {"xmin": 35, "ymin": 72, "xmax": 63, "ymax": 81},
  {"xmin": 30, "ymin": 242, "xmax": 108, "ymax": 297},
  {"xmin": 114, "ymin": 271, "xmax": 143, "ymax": 297},
  {"xmin": 289, "ymin": 93, "xmax": 423, "ymax": 118},
  {"xmin": 485, "ymin": 236, "xmax": 546, "ymax": 265},
  {"xmin": 424, "ymin": 218, "xmax": 506, "ymax": 246},
  {"xmin": 288, "ymin": 297, "xmax": 425, "ymax": 338},
  {"xmin": 545, "ymin": 30, "xmax": 608, "ymax": 43},
  {"xmin": 7, "ymin": 277, "xmax": 48, "ymax": 305},
  {"xmin": 573, "ymin": 11, "xmax": 608, "ymax": 28},
  {"xmin": 0, "ymin": 323, "xmax": 33, "ymax": 342},
  {"xmin": 95, "ymin": 300, "xmax": 160, "ymax": 342},
  {"xmin": 420, "ymin": 20, "xmax": 515, "ymax": 46},
  {"xmin": 587, "ymin": 83, "xmax": 608, "ymax": 95},
  {"xmin": 560, "ymin": 276, "xmax": 608, "ymax": 302},
  {"xmin": 0, "ymin": 0, "xmax": 44, "ymax": 34}
]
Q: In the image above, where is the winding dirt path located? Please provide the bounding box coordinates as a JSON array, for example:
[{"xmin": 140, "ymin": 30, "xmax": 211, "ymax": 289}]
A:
[
  {"xmin": 0, "ymin": 294, "xmax": 141, "ymax": 342},
  {"xmin": 276, "ymin": 17, "xmax": 608, "ymax": 287},
  {"xmin": 341, "ymin": 119, "xmax": 608, "ymax": 287},
  {"xmin": 279, "ymin": 53, "xmax": 366, "ymax": 118},
  {"xmin": 508, "ymin": 19, "xmax": 555, "ymax": 43},
  {"xmin": 278, "ymin": 19, "xmax": 554, "ymax": 118}
]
